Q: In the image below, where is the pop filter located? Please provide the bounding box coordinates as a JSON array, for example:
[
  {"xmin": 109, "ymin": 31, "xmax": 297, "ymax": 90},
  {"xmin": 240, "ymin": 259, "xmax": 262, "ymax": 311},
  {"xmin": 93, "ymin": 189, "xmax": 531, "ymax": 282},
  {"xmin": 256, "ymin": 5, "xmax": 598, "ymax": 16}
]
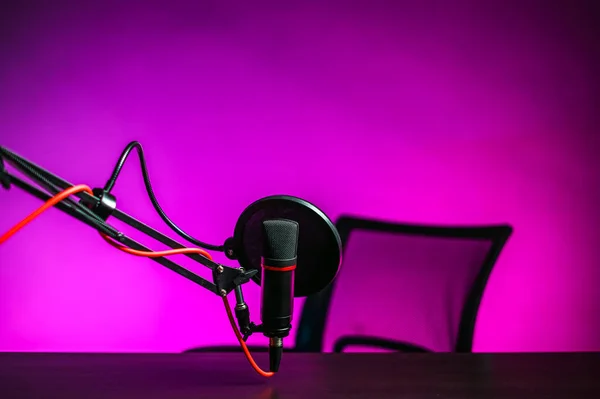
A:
[{"xmin": 226, "ymin": 196, "xmax": 342, "ymax": 297}]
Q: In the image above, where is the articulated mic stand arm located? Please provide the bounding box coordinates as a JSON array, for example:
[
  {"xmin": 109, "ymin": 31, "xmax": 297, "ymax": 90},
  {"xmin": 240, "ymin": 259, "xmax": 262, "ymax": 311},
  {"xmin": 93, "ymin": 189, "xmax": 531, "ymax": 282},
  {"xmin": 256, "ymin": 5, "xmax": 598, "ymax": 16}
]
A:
[{"xmin": 0, "ymin": 146, "xmax": 257, "ymax": 315}]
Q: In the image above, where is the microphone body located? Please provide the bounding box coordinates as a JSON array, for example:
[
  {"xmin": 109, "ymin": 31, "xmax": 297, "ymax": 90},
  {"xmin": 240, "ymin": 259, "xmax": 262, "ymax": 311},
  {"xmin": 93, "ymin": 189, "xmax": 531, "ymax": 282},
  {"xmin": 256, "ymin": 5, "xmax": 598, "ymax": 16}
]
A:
[{"xmin": 260, "ymin": 219, "xmax": 299, "ymax": 372}]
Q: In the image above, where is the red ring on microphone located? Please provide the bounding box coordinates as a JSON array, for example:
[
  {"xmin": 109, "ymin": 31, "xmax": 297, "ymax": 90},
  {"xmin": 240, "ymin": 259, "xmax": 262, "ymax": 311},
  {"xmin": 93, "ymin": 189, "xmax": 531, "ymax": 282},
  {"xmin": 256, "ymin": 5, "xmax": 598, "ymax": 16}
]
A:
[{"xmin": 261, "ymin": 264, "xmax": 297, "ymax": 272}]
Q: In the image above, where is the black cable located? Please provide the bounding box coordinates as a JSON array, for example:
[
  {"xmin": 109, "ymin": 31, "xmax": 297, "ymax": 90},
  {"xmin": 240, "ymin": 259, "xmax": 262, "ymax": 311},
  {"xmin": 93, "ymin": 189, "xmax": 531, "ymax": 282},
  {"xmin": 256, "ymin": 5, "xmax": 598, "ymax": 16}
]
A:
[{"xmin": 104, "ymin": 141, "xmax": 225, "ymax": 252}]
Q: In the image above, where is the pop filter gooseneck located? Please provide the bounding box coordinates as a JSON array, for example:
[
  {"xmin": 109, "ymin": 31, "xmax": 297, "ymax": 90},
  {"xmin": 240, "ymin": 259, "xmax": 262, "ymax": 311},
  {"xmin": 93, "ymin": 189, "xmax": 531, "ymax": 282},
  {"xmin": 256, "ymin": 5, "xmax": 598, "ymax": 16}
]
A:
[{"xmin": 225, "ymin": 195, "xmax": 342, "ymax": 297}]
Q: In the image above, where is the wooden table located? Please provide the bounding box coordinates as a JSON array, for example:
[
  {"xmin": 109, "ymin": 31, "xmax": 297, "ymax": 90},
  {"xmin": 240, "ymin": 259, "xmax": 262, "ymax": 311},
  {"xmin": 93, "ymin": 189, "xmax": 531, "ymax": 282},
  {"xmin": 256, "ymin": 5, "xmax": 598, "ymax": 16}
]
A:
[{"xmin": 0, "ymin": 352, "xmax": 598, "ymax": 398}]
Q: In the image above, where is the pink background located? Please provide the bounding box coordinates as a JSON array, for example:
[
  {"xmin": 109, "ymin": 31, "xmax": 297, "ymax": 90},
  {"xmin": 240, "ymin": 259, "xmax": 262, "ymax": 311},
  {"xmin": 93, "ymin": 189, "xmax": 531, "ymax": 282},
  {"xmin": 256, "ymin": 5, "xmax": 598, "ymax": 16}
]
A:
[{"xmin": 1, "ymin": 0, "xmax": 599, "ymax": 352}]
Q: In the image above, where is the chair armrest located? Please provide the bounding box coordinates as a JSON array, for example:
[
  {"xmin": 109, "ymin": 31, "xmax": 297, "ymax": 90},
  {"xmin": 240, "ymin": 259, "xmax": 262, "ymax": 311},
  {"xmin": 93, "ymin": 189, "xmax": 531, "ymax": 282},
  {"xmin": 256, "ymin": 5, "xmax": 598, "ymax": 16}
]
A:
[
  {"xmin": 183, "ymin": 345, "xmax": 268, "ymax": 353},
  {"xmin": 333, "ymin": 335, "xmax": 431, "ymax": 353},
  {"xmin": 184, "ymin": 345, "xmax": 299, "ymax": 353}
]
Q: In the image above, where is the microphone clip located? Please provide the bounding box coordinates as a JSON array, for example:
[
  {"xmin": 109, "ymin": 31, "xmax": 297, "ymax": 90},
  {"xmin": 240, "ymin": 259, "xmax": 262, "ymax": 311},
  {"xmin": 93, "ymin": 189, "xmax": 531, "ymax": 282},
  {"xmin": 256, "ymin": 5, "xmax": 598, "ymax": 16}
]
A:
[
  {"xmin": 242, "ymin": 322, "xmax": 258, "ymax": 342},
  {"xmin": 241, "ymin": 323, "xmax": 265, "ymax": 342}
]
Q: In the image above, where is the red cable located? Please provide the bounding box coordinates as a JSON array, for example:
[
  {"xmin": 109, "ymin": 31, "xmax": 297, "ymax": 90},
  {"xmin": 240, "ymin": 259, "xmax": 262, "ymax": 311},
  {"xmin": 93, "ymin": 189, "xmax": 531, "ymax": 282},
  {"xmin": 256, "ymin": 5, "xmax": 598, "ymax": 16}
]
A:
[
  {"xmin": 0, "ymin": 184, "xmax": 94, "ymax": 244},
  {"xmin": 0, "ymin": 184, "xmax": 275, "ymax": 377},
  {"xmin": 99, "ymin": 233, "xmax": 213, "ymax": 259}
]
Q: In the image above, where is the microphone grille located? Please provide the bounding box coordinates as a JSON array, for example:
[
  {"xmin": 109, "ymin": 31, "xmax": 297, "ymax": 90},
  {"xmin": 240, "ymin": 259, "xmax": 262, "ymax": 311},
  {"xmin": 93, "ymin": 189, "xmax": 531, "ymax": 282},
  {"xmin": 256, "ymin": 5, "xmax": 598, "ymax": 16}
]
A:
[{"xmin": 262, "ymin": 219, "xmax": 299, "ymax": 260}]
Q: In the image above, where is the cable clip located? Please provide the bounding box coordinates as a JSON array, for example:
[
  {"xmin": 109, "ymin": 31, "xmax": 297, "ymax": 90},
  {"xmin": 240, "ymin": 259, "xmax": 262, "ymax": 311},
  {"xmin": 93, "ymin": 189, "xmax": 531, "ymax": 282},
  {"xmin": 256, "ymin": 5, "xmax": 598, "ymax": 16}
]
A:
[{"xmin": 84, "ymin": 188, "xmax": 117, "ymax": 221}]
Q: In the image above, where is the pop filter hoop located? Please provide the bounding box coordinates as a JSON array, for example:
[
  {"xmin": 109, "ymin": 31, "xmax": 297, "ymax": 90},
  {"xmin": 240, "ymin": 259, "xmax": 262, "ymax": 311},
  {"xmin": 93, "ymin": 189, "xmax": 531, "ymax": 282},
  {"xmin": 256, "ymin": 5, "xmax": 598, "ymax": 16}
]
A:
[{"xmin": 226, "ymin": 195, "xmax": 342, "ymax": 297}]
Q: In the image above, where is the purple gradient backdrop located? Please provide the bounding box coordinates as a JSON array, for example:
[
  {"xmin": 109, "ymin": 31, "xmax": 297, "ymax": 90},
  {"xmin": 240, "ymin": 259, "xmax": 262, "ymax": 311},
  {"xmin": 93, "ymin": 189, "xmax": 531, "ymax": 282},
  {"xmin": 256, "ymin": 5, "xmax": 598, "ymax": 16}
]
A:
[{"xmin": 1, "ymin": 1, "xmax": 599, "ymax": 352}]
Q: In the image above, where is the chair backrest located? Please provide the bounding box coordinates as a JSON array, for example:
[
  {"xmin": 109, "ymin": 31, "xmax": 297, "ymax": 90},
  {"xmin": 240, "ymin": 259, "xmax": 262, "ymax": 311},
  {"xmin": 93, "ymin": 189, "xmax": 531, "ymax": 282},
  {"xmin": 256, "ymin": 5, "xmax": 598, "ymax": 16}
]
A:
[{"xmin": 295, "ymin": 216, "xmax": 512, "ymax": 353}]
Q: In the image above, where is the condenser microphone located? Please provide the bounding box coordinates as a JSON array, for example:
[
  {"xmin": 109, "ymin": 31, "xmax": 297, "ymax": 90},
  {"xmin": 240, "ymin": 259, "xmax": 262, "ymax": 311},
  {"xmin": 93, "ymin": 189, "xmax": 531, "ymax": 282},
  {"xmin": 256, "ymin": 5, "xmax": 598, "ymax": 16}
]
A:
[{"xmin": 260, "ymin": 218, "xmax": 299, "ymax": 372}]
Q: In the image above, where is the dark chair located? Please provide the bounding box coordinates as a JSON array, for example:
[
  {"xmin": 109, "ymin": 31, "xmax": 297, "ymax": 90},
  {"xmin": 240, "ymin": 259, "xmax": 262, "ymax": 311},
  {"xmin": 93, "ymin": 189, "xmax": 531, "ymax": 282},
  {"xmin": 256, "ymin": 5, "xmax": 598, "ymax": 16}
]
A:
[{"xmin": 185, "ymin": 215, "xmax": 512, "ymax": 353}]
